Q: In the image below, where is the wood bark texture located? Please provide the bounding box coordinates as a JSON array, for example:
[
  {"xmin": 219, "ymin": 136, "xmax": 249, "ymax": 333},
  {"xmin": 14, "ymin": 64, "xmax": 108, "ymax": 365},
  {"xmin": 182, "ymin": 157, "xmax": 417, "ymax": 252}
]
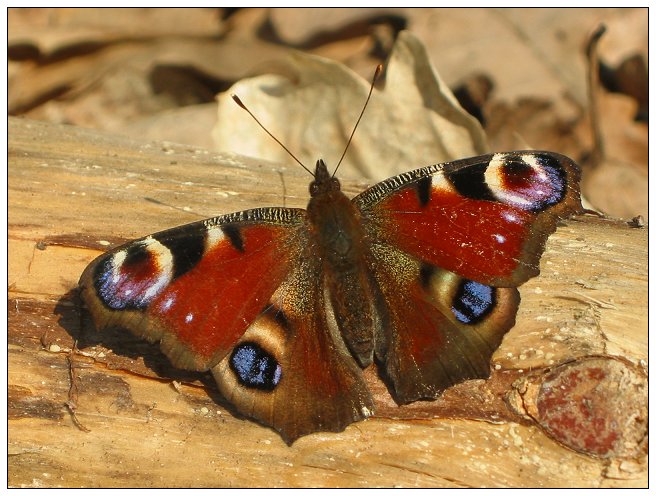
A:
[{"xmin": 8, "ymin": 117, "xmax": 647, "ymax": 488}]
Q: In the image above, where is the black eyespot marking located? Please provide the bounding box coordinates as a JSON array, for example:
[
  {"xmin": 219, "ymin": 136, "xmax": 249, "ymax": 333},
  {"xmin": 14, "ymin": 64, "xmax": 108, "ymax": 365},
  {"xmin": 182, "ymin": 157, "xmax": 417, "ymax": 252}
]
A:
[
  {"xmin": 267, "ymin": 305, "xmax": 290, "ymax": 334},
  {"xmin": 123, "ymin": 243, "xmax": 149, "ymax": 267},
  {"xmin": 452, "ymin": 279, "xmax": 496, "ymax": 325},
  {"xmin": 493, "ymin": 153, "xmax": 569, "ymax": 212},
  {"xmin": 230, "ymin": 342, "xmax": 282, "ymax": 391},
  {"xmin": 416, "ymin": 176, "xmax": 433, "ymax": 207},
  {"xmin": 93, "ymin": 257, "xmax": 127, "ymax": 309},
  {"xmin": 501, "ymin": 155, "xmax": 531, "ymax": 176},
  {"xmin": 419, "ymin": 263, "xmax": 435, "ymax": 289},
  {"xmin": 447, "ymin": 162, "xmax": 495, "ymax": 202},
  {"xmin": 222, "ymin": 224, "xmax": 245, "ymax": 253},
  {"xmin": 155, "ymin": 229, "xmax": 205, "ymax": 279}
]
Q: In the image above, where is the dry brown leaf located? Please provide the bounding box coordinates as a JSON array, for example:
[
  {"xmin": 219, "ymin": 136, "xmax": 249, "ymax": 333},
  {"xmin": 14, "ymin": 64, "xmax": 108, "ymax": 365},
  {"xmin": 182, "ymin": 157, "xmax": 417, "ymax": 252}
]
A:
[
  {"xmin": 408, "ymin": 9, "xmax": 642, "ymax": 107},
  {"xmin": 484, "ymin": 97, "xmax": 588, "ymax": 159},
  {"xmin": 595, "ymin": 8, "xmax": 648, "ymax": 66},
  {"xmin": 597, "ymin": 91, "xmax": 648, "ymax": 169},
  {"xmin": 213, "ymin": 30, "xmax": 487, "ymax": 182},
  {"xmin": 268, "ymin": 8, "xmax": 406, "ymax": 46},
  {"xmin": 581, "ymin": 90, "xmax": 648, "ymax": 220},
  {"xmin": 8, "ymin": 8, "xmax": 224, "ymax": 56},
  {"xmin": 11, "ymin": 37, "xmax": 291, "ymax": 131}
]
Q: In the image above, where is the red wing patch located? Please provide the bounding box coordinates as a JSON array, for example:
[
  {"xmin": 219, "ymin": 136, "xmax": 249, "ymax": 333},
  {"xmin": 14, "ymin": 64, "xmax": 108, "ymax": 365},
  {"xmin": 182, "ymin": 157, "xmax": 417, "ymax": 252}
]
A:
[{"xmin": 357, "ymin": 152, "xmax": 581, "ymax": 287}]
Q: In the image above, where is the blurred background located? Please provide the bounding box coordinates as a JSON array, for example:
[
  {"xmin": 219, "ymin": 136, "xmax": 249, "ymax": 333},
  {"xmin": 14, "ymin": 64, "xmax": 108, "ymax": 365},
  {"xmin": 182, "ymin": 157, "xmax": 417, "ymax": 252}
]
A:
[{"xmin": 8, "ymin": 7, "xmax": 648, "ymax": 220}]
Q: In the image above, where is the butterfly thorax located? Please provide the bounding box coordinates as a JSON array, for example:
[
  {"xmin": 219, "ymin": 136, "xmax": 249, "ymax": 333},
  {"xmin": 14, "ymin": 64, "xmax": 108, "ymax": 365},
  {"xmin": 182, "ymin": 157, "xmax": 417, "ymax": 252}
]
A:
[
  {"xmin": 306, "ymin": 159, "xmax": 376, "ymax": 367},
  {"xmin": 307, "ymin": 159, "xmax": 365, "ymax": 269}
]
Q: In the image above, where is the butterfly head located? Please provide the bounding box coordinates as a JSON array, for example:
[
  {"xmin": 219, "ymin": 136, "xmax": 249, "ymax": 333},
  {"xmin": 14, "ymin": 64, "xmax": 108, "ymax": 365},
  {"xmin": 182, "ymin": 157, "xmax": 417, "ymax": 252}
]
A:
[{"xmin": 309, "ymin": 159, "xmax": 341, "ymax": 197}]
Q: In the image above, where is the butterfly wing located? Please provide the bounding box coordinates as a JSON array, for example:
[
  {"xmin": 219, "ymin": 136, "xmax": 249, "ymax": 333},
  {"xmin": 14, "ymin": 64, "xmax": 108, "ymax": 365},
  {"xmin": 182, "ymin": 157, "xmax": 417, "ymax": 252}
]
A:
[
  {"xmin": 211, "ymin": 253, "xmax": 374, "ymax": 444},
  {"xmin": 80, "ymin": 209, "xmax": 305, "ymax": 371},
  {"xmin": 79, "ymin": 207, "xmax": 373, "ymax": 443},
  {"xmin": 356, "ymin": 151, "xmax": 581, "ymax": 401},
  {"xmin": 79, "ymin": 150, "xmax": 581, "ymax": 440},
  {"xmin": 357, "ymin": 151, "xmax": 582, "ymax": 287},
  {"xmin": 368, "ymin": 243, "xmax": 520, "ymax": 402}
]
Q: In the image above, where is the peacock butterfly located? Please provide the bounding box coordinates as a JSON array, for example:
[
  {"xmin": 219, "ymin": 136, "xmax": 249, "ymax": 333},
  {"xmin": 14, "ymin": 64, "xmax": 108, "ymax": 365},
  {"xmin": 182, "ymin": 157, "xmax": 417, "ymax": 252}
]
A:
[{"xmin": 79, "ymin": 68, "xmax": 582, "ymax": 444}]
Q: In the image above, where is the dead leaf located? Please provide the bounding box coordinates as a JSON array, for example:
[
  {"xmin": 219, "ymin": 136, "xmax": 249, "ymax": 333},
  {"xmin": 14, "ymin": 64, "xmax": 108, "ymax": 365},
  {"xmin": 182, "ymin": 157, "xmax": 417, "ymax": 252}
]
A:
[
  {"xmin": 8, "ymin": 8, "xmax": 224, "ymax": 57},
  {"xmin": 484, "ymin": 97, "xmax": 588, "ymax": 159},
  {"xmin": 212, "ymin": 30, "xmax": 487, "ymax": 182},
  {"xmin": 268, "ymin": 8, "xmax": 406, "ymax": 46},
  {"xmin": 582, "ymin": 91, "xmax": 648, "ymax": 220}
]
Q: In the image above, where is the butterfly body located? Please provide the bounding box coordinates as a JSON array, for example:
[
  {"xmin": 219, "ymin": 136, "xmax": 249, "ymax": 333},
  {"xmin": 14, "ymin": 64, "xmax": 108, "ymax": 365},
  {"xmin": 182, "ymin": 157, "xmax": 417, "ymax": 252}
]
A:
[
  {"xmin": 79, "ymin": 151, "xmax": 581, "ymax": 443},
  {"xmin": 307, "ymin": 159, "xmax": 378, "ymax": 367}
]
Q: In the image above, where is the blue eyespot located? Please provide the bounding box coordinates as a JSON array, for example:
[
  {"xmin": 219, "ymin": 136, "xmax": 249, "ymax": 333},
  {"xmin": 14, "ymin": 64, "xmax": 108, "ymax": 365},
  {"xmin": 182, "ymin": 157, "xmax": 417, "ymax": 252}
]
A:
[
  {"xmin": 230, "ymin": 342, "xmax": 282, "ymax": 391},
  {"xmin": 452, "ymin": 280, "xmax": 495, "ymax": 324},
  {"xmin": 94, "ymin": 249, "xmax": 152, "ymax": 310},
  {"xmin": 500, "ymin": 154, "xmax": 567, "ymax": 212}
]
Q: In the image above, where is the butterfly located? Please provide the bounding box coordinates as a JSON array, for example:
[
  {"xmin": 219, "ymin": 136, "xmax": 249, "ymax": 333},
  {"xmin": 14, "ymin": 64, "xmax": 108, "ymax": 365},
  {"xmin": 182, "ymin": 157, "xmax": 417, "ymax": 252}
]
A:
[
  {"xmin": 79, "ymin": 147, "xmax": 581, "ymax": 444},
  {"xmin": 79, "ymin": 70, "xmax": 582, "ymax": 444}
]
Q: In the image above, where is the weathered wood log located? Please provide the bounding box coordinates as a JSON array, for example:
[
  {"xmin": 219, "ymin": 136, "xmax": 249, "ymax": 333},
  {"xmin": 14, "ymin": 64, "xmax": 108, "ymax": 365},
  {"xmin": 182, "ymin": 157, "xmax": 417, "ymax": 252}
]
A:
[{"xmin": 8, "ymin": 117, "xmax": 647, "ymax": 487}]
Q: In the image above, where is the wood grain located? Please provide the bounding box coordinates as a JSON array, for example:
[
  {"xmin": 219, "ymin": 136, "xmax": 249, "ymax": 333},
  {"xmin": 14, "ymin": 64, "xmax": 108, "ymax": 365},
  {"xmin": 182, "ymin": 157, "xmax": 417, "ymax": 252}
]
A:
[{"xmin": 8, "ymin": 117, "xmax": 647, "ymax": 487}]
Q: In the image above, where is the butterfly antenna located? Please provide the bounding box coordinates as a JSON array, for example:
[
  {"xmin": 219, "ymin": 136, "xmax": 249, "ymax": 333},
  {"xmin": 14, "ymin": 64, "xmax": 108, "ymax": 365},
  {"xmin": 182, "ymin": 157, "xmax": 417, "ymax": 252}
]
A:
[
  {"xmin": 332, "ymin": 64, "xmax": 383, "ymax": 177},
  {"xmin": 231, "ymin": 94, "xmax": 315, "ymax": 177}
]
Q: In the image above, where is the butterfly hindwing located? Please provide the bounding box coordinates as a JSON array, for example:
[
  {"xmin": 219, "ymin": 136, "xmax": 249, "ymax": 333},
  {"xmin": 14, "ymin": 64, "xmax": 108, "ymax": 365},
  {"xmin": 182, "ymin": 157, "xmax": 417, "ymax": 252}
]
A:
[
  {"xmin": 369, "ymin": 242, "xmax": 520, "ymax": 402},
  {"xmin": 212, "ymin": 255, "xmax": 374, "ymax": 444}
]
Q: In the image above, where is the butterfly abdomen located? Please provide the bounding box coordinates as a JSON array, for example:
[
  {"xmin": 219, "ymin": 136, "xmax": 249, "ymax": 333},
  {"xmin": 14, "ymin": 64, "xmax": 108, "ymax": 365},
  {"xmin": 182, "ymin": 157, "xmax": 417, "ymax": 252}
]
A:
[{"xmin": 307, "ymin": 164, "xmax": 378, "ymax": 367}]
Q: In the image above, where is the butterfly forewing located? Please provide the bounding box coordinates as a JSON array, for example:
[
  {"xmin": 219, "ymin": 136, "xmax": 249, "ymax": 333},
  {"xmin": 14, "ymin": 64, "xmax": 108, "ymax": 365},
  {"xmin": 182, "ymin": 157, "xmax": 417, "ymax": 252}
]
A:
[
  {"xmin": 80, "ymin": 208, "xmax": 306, "ymax": 371},
  {"xmin": 356, "ymin": 151, "xmax": 582, "ymax": 287}
]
